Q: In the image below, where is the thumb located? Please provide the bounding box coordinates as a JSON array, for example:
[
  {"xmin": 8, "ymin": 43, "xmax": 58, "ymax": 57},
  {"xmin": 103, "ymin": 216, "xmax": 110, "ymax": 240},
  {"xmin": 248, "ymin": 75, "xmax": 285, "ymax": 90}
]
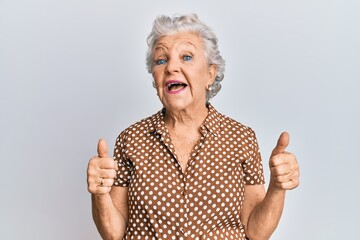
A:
[
  {"xmin": 97, "ymin": 138, "xmax": 109, "ymax": 158},
  {"xmin": 271, "ymin": 132, "xmax": 290, "ymax": 157}
]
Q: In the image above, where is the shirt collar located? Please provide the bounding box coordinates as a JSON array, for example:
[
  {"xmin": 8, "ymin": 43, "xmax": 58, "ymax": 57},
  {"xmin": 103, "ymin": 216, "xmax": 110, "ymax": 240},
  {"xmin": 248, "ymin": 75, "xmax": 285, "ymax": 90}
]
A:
[
  {"xmin": 145, "ymin": 108, "xmax": 166, "ymax": 135},
  {"xmin": 202, "ymin": 103, "xmax": 222, "ymax": 136},
  {"xmin": 146, "ymin": 103, "xmax": 222, "ymax": 137}
]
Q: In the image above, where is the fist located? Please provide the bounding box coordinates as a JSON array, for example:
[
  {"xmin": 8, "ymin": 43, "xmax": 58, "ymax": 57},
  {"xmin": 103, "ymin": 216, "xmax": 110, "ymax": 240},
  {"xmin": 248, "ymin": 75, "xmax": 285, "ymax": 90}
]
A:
[
  {"xmin": 87, "ymin": 139, "xmax": 118, "ymax": 195},
  {"xmin": 269, "ymin": 132, "xmax": 300, "ymax": 191}
]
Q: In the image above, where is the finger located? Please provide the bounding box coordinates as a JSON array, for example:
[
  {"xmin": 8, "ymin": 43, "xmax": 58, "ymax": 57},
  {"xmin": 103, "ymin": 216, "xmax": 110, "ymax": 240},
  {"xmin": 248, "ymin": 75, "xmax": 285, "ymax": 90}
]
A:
[
  {"xmin": 91, "ymin": 186, "xmax": 112, "ymax": 195},
  {"xmin": 269, "ymin": 152, "xmax": 296, "ymax": 167},
  {"xmin": 290, "ymin": 174, "xmax": 300, "ymax": 188},
  {"xmin": 99, "ymin": 178, "xmax": 115, "ymax": 187},
  {"xmin": 99, "ymin": 169, "xmax": 117, "ymax": 179},
  {"xmin": 272, "ymin": 172, "xmax": 293, "ymax": 183},
  {"xmin": 280, "ymin": 179, "xmax": 300, "ymax": 190},
  {"xmin": 88, "ymin": 182, "xmax": 111, "ymax": 194},
  {"xmin": 271, "ymin": 132, "xmax": 290, "ymax": 157},
  {"xmin": 271, "ymin": 172, "xmax": 300, "ymax": 190},
  {"xmin": 99, "ymin": 158, "xmax": 118, "ymax": 170},
  {"xmin": 291, "ymin": 172, "xmax": 300, "ymax": 182},
  {"xmin": 269, "ymin": 155, "xmax": 286, "ymax": 167},
  {"xmin": 97, "ymin": 138, "xmax": 109, "ymax": 158},
  {"xmin": 270, "ymin": 163, "xmax": 291, "ymax": 176},
  {"xmin": 114, "ymin": 161, "xmax": 119, "ymax": 171}
]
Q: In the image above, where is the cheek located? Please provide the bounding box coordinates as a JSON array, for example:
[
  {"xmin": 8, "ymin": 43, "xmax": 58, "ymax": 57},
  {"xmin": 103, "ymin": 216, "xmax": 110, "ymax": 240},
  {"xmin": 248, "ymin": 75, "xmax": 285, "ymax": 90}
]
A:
[
  {"xmin": 152, "ymin": 73, "xmax": 161, "ymax": 86},
  {"xmin": 152, "ymin": 68, "xmax": 163, "ymax": 79},
  {"xmin": 152, "ymin": 75, "xmax": 164, "ymax": 95}
]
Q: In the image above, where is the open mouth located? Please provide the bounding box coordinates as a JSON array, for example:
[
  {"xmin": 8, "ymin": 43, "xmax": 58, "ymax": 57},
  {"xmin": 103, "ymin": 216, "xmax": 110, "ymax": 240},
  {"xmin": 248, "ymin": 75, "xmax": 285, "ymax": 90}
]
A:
[{"xmin": 166, "ymin": 81, "xmax": 188, "ymax": 94}]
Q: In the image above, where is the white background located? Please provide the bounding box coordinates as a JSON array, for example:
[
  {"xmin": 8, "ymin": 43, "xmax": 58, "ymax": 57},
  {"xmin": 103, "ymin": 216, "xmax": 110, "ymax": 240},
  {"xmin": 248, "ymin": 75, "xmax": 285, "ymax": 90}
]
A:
[{"xmin": 1, "ymin": 0, "xmax": 359, "ymax": 239}]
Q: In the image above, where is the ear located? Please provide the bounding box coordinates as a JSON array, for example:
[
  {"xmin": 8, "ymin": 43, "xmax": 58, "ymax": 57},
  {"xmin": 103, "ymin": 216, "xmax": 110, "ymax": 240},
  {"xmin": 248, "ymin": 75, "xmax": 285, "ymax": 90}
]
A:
[{"xmin": 207, "ymin": 64, "xmax": 217, "ymax": 86}]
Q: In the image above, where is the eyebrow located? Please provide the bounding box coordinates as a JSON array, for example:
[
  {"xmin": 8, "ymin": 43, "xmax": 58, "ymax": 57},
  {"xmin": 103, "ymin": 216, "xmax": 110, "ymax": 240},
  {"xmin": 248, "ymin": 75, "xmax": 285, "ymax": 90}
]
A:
[
  {"xmin": 181, "ymin": 41, "xmax": 197, "ymax": 50},
  {"xmin": 154, "ymin": 43, "xmax": 168, "ymax": 52},
  {"xmin": 154, "ymin": 41, "xmax": 197, "ymax": 52}
]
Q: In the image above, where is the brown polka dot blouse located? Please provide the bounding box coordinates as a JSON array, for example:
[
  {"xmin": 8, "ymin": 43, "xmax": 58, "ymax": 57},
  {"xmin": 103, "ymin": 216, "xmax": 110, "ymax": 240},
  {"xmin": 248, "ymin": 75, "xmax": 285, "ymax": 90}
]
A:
[{"xmin": 114, "ymin": 104, "xmax": 265, "ymax": 239}]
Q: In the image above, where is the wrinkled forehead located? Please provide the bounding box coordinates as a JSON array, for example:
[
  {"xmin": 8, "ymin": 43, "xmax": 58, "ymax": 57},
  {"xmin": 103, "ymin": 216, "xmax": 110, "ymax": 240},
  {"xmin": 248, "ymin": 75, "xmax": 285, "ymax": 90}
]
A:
[{"xmin": 153, "ymin": 32, "xmax": 203, "ymax": 53}]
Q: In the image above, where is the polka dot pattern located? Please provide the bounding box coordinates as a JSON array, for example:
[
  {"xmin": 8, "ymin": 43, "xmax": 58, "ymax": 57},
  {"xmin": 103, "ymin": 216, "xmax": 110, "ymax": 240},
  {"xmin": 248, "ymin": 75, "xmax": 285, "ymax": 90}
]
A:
[{"xmin": 114, "ymin": 104, "xmax": 265, "ymax": 239}]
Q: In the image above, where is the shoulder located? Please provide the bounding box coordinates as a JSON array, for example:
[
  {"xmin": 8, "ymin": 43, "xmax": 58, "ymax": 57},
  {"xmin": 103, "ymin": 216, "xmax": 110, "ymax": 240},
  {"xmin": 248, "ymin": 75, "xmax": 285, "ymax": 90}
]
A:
[
  {"xmin": 214, "ymin": 109, "xmax": 259, "ymax": 148},
  {"xmin": 116, "ymin": 110, "xmax": 162, "ymax": 142},
  {"xmin": 218, "ymin": 111, "xmax": 257, "ymax": 137}
]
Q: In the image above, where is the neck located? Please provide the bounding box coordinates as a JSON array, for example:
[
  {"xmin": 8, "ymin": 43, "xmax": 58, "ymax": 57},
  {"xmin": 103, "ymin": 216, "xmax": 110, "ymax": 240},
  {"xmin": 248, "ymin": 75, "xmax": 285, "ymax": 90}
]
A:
[{"xmin": 164, "ymin": 104, "xmax": 209, "ymax": 129}]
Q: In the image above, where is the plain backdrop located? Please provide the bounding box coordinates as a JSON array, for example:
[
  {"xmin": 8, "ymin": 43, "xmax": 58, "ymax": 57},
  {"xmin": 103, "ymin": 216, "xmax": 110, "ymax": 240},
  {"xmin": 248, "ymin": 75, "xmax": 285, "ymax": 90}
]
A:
[{"xmin": 1, "ymin": 0, "xmax": 359, "ymax": 239}]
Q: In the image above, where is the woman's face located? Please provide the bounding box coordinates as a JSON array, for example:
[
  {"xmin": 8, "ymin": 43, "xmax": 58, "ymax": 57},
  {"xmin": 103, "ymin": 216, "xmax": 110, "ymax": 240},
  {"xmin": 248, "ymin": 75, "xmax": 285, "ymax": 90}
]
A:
[{"xmin": 152, "ymin": 32, "xmax": 216, "ymax": 112}]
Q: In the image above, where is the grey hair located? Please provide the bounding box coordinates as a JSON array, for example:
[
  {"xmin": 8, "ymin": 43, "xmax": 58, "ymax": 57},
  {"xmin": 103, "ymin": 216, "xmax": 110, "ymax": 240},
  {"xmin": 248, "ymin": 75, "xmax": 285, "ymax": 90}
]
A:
[{"xmin": 146, "ymin": 13, "xmax": 225, "ymax": 101}]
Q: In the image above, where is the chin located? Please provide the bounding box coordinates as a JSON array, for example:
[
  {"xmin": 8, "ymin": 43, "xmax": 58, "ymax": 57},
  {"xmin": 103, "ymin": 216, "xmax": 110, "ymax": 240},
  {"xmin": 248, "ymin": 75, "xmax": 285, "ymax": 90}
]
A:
[{"xmin": 163, "ymin": 99, "xmax": 192, "ymax": 112}]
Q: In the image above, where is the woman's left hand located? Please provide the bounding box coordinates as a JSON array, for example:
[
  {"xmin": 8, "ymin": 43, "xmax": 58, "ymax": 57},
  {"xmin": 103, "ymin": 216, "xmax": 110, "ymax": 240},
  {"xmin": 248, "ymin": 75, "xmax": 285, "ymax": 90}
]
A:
[{"xmin": 269, "ymin": 132, "xmax": 300, "ymax": 191}]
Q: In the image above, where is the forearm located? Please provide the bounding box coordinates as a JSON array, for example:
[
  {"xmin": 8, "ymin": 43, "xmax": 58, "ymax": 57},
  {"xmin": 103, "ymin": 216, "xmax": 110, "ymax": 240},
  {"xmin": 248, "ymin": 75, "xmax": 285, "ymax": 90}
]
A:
[
  {"xmin": 92, "ymin": 193, "xmax": 127, "ymax": 240},
  {"xmin": 246, "ymin": 184, "xmax": 286, "ymax": 240}
]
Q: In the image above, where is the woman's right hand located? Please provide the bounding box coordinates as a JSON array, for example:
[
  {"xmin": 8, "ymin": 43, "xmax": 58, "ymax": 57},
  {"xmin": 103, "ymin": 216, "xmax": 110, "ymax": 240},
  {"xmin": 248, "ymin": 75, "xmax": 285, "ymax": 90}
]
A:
[{"xmin": 87, "ymin": 139, "xmax": 118, "ymax": 195}]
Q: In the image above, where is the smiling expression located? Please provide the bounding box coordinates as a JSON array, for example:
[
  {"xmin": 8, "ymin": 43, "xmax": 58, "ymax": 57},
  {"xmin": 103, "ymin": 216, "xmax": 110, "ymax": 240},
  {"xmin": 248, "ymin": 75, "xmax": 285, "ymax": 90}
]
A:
[{"xmin": 152, "ymin": 32, "xmax": 216, "ymax": 112}]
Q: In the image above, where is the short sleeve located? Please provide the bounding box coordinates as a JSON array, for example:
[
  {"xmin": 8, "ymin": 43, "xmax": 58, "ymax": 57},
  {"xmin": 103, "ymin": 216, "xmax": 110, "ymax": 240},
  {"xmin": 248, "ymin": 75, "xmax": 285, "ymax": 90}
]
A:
[
  {"xmin": 113, "ymin": 131, "xmax": 132, "ymax": 187},
  {"xmin": 242, "ymin": 129, "xmax": 265, "ymax": 185}
]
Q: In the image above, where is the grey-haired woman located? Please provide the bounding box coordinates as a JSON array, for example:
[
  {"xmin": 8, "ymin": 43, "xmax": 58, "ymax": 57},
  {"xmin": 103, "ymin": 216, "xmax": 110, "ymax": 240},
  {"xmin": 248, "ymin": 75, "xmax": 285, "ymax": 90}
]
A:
[{"xmin": 87, "ymin": 14, "xmax": 300, "ymax": 240}]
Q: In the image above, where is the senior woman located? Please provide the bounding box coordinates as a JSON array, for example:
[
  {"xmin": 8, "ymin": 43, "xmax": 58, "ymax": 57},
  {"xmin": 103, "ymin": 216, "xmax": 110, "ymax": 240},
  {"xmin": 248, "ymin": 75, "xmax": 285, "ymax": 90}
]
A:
[{"xmin": 87, "ymin": 14, "xmax": 300, "ymax": 240}]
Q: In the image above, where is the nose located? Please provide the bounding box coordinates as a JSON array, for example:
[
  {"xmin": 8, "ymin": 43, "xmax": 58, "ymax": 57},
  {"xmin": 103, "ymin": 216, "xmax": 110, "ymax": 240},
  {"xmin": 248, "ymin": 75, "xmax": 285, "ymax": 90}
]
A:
[{"xmin": 165, "ymin": 57, "xmax": 180, "ymax": 74}]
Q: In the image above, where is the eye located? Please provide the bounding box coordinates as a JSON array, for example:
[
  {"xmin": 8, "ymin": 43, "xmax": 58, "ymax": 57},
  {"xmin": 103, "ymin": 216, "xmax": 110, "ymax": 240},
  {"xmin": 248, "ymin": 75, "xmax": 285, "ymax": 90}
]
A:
[
  {"xmin": 183, "ymin": 55, "xmax": 192, "ymax": 61},
  {"xmin": 155, "ymin": 59, "xmax": 167, "ymax": 65}
]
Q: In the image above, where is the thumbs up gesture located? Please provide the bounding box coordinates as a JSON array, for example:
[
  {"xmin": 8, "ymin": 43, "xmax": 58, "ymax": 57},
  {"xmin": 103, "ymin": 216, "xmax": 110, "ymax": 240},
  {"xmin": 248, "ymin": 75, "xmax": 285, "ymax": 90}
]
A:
[
  {"xmin": 269, "ymin": 132, "xmax": 300, "ymax": 191},
  {"xmin": 87, "ymin": 139, "xmax": 119, "ymax": 195}
]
